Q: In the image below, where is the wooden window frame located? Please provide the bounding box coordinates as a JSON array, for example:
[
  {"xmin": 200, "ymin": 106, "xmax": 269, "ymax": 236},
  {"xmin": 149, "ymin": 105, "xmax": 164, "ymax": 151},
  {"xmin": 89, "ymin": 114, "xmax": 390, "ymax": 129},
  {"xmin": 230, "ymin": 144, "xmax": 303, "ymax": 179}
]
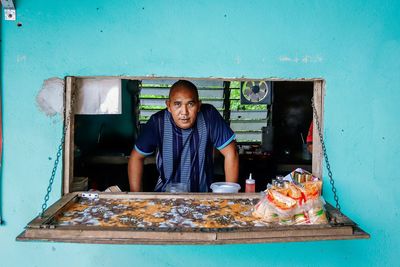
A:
[{"xmin": 62, "ymin": 77, "xmax": 325, "ymax": 194}]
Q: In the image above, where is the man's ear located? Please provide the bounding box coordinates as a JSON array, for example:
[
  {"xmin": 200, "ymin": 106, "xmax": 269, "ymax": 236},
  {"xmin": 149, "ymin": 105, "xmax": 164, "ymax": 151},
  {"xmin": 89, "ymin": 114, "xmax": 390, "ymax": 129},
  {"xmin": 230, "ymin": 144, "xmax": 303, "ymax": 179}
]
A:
[
  {"xmin": 197, "ymin": 100, "xmax": 202, "ymax": 112},
  {"xmin": 166, "ymin": 100, "xmax": 171, "ymax": 112}
]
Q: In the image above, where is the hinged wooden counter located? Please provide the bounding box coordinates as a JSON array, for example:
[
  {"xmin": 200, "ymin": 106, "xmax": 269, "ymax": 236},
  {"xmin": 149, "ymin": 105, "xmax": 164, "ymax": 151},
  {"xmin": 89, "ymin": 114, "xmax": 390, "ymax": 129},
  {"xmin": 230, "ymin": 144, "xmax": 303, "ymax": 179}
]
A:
[{"xmin": 17, "ymin": 192, "xmax": 369, "ymax": 244}]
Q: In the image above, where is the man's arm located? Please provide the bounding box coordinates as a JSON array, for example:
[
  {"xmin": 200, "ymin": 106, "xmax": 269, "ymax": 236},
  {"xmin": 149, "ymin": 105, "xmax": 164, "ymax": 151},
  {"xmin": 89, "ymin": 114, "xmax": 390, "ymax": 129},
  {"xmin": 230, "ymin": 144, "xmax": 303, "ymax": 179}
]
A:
[
  {"xmin": 128, "ymin": 149, "xmax": 146, "ymax": 192},
  {"xmin": 219, "ymin": 141, "xmax": 239, "ymax": 183}
]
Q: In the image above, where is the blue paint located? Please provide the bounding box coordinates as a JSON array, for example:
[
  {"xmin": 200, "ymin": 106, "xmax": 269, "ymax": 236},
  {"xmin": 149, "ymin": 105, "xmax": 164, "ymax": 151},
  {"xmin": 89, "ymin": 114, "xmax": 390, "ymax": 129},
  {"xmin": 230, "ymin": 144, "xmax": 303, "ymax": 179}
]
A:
[{"xmin": 1, "ymin": 0, "xmax": 399, "ymax": 266}]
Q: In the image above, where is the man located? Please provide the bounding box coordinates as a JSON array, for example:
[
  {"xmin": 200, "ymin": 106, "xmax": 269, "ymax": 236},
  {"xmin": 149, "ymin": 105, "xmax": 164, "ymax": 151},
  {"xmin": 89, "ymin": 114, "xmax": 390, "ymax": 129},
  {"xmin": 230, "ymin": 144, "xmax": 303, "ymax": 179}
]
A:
[{"xmin": 128, "ymin": 80, "xmax": 239, "ymax": 192}]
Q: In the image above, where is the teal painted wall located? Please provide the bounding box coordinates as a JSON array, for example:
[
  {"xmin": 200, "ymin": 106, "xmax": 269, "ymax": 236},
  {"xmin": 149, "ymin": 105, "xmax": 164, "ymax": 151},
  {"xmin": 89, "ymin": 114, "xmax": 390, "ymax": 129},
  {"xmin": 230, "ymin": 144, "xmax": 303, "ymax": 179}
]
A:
[{"xmin": 1, "ymin": 0, "xmax": 399, "ymax": 266}]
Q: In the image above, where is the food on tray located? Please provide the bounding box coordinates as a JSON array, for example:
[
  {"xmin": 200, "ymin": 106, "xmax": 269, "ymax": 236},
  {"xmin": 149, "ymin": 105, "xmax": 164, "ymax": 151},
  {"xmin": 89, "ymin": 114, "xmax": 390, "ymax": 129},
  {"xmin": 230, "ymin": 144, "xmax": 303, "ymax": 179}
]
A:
[{"xmin": 54, "ymin": 197, "xmax": 264, "ymax": 229}]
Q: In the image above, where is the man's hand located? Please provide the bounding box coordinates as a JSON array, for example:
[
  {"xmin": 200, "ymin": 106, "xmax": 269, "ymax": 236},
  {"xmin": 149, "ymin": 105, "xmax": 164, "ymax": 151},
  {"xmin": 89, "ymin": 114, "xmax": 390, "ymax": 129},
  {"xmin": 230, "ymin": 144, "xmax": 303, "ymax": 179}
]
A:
[
  {"xmin": 307, "ymin": 143, "xmax": 313, "ymax": 154},
  {"xmin": 128, "ymin": 149, "xmax": 146, "ymax": 192},
  {"xmin": 219, "ymin": 141, "xmax": 239, "ymax": 183}
]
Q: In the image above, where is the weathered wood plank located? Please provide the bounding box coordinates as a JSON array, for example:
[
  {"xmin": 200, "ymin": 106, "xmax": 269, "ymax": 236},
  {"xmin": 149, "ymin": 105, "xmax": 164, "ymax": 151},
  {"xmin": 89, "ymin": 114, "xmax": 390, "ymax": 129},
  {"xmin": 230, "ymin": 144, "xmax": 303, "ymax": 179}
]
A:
[
  {"xmin": 312, "ymin": 79, "xmax": 324, "ymax": 179},
  {"xmin": 217, "ymin": 225, "xmax": 353, "ymax": 240},
  {"xmin": 22, "ymin": 228, "xmax": 217, "ymax": 241},
  {"xmin": 27, "ymin": 193, "xmax": 79, "ymax": 228},
  {"xmin": 325, "ymin": 203, "xmax": 355, "ymax": 225},
  {"xmin": 17, "ymin": 226, "xmax": 369, "ymax": 244},
  {"xmin": 63, "ymin": 76, "xmax": 77, "ymax": 195}
]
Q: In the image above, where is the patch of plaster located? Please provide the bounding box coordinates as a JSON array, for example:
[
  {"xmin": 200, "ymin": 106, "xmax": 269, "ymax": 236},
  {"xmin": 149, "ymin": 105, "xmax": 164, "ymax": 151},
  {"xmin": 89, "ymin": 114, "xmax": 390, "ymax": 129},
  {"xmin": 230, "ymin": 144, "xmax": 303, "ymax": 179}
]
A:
[
  {"xmin": 36, "ymin": 77, "xmax": 64, "ymax": 116},
  {"xmin": 235, "ymin": 56, "xmax": 241, "ymax": 64},
  {"xmin": 17, "ymin": 55, "xmax": 27, "ymax": 62},
  {"xmin": 279, "ymin": 55, "xmax": 323, "ymax": 63}
]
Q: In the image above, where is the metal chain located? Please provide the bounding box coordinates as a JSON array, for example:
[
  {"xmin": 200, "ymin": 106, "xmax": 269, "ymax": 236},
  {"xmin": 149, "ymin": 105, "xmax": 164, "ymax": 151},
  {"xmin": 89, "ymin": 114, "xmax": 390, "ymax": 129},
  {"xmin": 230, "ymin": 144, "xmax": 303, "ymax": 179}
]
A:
[
  {"xmin": 311, "ymin": 97, "xmax": 341, "ymax": 212},
  {"xmin": 40, "ymin": 88, "xmax": 77, "ymax": 217}
]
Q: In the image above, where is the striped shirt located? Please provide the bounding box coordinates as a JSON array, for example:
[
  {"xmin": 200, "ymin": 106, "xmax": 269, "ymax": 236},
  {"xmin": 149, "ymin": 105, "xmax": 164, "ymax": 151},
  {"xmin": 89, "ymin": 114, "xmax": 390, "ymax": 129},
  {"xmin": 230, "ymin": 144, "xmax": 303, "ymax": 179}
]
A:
[{"xmin": 135, "ymin": 104, "xmax": 235, "ymax": 192}]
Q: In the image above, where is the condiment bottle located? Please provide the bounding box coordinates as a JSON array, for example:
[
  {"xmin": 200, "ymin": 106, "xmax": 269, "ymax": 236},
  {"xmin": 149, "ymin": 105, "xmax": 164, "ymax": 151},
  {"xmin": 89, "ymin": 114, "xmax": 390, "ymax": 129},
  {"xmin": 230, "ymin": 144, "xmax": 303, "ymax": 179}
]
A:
[{"xmin": 245, "ymin": 173, "xmax": 256, "ymax": 193}]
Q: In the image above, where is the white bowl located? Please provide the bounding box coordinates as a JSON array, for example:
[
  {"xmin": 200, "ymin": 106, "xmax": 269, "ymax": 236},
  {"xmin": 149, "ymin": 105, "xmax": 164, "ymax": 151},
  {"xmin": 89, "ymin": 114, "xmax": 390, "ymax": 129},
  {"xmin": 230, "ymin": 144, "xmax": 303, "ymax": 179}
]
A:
[{"xmin": 210, "ymin": 182, "xmax": 241, "ymax": 193}]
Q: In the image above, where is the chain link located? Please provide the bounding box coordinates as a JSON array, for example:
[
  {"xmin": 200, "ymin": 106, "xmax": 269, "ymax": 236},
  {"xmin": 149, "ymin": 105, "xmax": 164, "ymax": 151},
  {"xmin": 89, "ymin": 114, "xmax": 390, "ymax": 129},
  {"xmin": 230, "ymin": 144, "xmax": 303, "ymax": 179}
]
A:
[
  {"xmin": 40, "ymin": 87, "xmax": 77, "ymax": 217},
  {"xmin": 311, "ymin": 97, "xmax": 341, "ymax": 212}
]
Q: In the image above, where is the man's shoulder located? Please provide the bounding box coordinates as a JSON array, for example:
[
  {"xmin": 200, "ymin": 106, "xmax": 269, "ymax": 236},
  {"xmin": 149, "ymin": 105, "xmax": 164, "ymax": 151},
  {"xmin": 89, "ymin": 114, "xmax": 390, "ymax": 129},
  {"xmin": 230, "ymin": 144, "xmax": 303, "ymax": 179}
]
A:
[
  {"xmin": 200, "ymin": 103, "xmax": 219, "ymax": 115},
  {"xmin": 148, "ymin": 108, "xmax": 168, "ymax": 121},
  {"xmin": 200, "ymin": 103, "xmax": 223, "ymax": 123},
  {"xmin": 143, "ymin": 109, "xmax": 168, "ymax": 131}
]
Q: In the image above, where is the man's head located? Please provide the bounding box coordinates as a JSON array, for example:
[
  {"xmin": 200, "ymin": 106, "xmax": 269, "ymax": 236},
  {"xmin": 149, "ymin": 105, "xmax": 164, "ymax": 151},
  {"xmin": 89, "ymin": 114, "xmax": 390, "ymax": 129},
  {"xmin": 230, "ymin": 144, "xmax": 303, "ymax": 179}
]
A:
[{"xmin": 166, "ymin": 80, "xmax": 202, "ymax": 129}]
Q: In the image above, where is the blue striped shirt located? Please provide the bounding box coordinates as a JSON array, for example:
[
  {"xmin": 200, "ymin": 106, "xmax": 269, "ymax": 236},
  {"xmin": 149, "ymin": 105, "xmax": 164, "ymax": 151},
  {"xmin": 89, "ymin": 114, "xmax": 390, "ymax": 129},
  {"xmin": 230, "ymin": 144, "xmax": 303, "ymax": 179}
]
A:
[{"xmin": 134, "ymin": 104, "xmax": 235, "ymax": 192}]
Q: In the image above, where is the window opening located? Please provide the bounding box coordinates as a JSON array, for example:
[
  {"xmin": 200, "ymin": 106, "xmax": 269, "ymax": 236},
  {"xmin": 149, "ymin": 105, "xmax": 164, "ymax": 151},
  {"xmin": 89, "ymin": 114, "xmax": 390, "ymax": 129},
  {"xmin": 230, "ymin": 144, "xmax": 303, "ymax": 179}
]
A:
[{"xmin": 70, "ymin": 78, "xmax": 317, "ymax": 193}]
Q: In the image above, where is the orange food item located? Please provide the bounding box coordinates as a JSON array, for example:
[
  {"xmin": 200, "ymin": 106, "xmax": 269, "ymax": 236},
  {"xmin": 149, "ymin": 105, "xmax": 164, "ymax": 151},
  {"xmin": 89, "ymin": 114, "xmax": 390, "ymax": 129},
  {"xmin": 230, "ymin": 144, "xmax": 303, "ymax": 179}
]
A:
[
  {"xmin": 303, "ymin": 181, "xmax": 322, "ymax": 199},
  {"xmin": 286, "ymin": 183, "xmax": 303, "ymax": 199},
  {"xmin": 267, "ymin": 190, "xmax": 297, "ymax": 210}
]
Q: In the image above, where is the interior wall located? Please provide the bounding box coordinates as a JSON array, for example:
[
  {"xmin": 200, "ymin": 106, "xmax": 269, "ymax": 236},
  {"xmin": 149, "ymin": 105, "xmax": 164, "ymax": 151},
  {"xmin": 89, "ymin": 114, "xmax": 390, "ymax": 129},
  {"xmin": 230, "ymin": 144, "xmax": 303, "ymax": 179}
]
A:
[
  {"xmin": 74, "ymin": 79, "xmax": 137, "ymax": 155},
  {"xmin": 1, "ymin": 0, "xmax": 399, "ymax": 266}
]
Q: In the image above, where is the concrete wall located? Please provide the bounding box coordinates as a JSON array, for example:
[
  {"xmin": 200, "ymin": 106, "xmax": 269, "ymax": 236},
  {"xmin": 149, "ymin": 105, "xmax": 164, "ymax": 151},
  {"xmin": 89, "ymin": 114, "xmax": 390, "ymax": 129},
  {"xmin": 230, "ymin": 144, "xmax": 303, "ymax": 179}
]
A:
[{"xmin": 1, "ymin": 0, "xmax": 399, "ymax": 266}]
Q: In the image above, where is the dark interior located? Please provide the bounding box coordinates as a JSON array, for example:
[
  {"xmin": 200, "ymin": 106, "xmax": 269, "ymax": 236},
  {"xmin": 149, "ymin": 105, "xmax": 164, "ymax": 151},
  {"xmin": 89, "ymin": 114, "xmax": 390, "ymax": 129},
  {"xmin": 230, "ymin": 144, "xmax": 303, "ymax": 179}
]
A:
[
  {"xmin": 73, "ymin": 80, "xmax": 139, "ymax": 191},
  {"xmin": 73, "ymin": 80, "xmax": 313, "ymax": 192}
]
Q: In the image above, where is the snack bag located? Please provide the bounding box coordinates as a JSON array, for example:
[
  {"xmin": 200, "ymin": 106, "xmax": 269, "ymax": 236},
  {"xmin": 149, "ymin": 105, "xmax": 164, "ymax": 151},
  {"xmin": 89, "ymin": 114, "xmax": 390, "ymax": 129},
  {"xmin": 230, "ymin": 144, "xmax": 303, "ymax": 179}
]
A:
[
  {"xmin": 266, "ymin": 188, "xmax": 297, "ymax": 211},
  {"xmin": 293, "ymin": 212, "xmax": 308, "ymax": 225},
  {"xmin": 303, "ymin": 180, "xmax": 322, "ymax": 200},
  {"xmin": 306, "ymin": 198, "xmax": 328, "ymax": 224},
  {"xmin": 289, "ymin": 168, "xmax": 315, "ymax": 183},
  {"xmin": 266, "ymin": 186, "xmax": 298, "ymax": 225},
  {"xmin": 279, "ymin": 214, "xmax": 294, "ymax": 225},
  {"xmin": 252, "ymin": 169, "xmax": 328, "ymax": 226},
  {"xmin": 252, "ymin": 198, "xmax": 279, "ymax": 223}
]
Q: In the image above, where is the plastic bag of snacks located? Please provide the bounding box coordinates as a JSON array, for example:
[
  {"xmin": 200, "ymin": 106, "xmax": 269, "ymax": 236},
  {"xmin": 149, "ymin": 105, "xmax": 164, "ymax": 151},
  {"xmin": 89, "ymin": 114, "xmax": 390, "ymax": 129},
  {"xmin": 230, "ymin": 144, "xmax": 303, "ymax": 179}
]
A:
[
  {"xmin": 252, "ymin": 195, "xmax": 279, "ymax": 223},
  {"xmin": 252, "ymin": 169, "xmax": 328, "ymax": 225}
]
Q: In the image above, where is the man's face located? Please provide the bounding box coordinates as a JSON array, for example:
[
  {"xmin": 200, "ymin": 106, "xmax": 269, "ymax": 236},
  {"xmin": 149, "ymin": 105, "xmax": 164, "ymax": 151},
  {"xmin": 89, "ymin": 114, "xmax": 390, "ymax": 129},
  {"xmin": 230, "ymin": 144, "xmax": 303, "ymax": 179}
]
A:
[{"xmin": 166, "ymin": 86, "xmax": 201, "ymax": 129}]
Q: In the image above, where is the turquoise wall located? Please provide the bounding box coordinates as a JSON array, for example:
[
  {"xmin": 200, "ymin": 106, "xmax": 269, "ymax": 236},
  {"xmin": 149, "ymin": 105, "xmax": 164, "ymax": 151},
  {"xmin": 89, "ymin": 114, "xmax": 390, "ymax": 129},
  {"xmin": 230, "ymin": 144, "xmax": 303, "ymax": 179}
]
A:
[{"xmin": 1, "ymin": 0, "xmax": 399, "ymax": 266}]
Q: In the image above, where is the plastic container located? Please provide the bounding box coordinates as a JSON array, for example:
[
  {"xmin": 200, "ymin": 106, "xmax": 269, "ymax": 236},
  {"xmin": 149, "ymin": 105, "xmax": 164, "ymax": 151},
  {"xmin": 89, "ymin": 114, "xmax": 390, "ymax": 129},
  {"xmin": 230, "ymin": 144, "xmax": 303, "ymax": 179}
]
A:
[
  {"xmin": 245, "ymin": 173, "xmax": 256, "ymax": 193},
  {"xmin": 210, "ymin": 182, "xmax": 241, "ymax": 193},
  {"xmin": 165, "ymin": 182, "xmax": 188, "ymax": 192}
]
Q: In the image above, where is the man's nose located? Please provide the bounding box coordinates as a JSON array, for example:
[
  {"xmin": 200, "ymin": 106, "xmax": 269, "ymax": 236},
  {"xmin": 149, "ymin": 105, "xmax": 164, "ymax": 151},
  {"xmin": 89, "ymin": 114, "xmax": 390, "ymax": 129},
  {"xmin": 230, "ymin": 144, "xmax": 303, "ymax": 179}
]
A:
[{"xmin": 181, "ymin": 105, "xmax": 189, "ymax": 115}]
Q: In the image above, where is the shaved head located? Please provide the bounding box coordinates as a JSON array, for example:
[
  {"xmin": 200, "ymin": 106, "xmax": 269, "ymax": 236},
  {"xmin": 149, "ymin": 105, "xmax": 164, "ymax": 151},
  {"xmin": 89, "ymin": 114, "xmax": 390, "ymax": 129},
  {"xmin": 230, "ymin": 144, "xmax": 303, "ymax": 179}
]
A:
[{"xmin": 169, "ymin": 80, "xmax": 199, "ymax": 101}]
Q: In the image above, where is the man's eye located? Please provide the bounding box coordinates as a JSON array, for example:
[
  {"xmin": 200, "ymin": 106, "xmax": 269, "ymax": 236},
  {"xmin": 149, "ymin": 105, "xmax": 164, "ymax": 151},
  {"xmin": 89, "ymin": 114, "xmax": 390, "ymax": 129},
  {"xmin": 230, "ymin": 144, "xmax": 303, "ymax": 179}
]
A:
[
  {"xmin": 174, "ymin": 103, "xmax": 181, "ymax": 107},
  {"xmin": 188, "ymin": 102, "xmax": 194, "ymax": 107}
]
